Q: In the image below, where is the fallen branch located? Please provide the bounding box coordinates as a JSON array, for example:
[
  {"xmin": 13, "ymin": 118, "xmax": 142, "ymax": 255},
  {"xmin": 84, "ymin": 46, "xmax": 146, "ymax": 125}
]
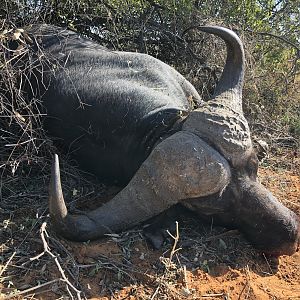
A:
[
  {"xmin": 0, "ymin": 251, "xmax": 16, "ymax": 278},
  {"xmin": 150, "ymin": 285, "xmax": 160, "ymax": 300},
  {"xmin": 3, "ymin": 279, "xmax": 61, "ymax": 300},
  {"xmin": 30, "ymin": 222, "xmax": 83, "ymax": 300}
]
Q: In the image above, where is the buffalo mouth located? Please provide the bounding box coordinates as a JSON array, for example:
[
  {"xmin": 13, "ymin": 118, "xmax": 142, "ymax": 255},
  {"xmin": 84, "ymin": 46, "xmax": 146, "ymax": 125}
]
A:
[
  {"xmin": 259, "ymin": 217, "xmax": 300, "ymax": 257},
  {"xmin": 249, "ymin": 218, "xmax": 300, "ymax": 257},
  {"xmin": 230, "ymin": 177, "xmax": 300, "ymax": 256},
  {"xmin": 183, "ymin": 178, "xmax": 300, "ymax": 257}
]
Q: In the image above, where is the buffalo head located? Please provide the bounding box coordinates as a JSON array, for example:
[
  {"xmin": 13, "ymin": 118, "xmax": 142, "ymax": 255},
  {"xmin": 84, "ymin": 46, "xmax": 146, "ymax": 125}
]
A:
[{"xmin": 49, "ymin": 26, "xmax": 299, "ymax": 256}]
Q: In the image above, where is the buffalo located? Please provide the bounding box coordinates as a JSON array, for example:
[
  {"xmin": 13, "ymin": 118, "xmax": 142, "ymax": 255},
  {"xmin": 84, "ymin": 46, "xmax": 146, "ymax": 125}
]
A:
[{"xmin": 25, "ymin": 24, "xmax": 299, "ymax": 256}]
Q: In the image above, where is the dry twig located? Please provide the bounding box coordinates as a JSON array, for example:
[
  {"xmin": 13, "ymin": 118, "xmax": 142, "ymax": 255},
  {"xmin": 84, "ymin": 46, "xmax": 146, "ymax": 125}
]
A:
[
  {"xmin": 3, "ymin": 279, "xmax": 61, "ymax": 300},
  {"xmin": 0, "ymin": 251, "xmax": 16, "ymax": 278},
  {"xmin": 167, "ymin": 221, "xmax": 181, "ymax": 262},
  {"xmin": 30, "ymin": 222, "xmax": 83, "ymax": 300}
]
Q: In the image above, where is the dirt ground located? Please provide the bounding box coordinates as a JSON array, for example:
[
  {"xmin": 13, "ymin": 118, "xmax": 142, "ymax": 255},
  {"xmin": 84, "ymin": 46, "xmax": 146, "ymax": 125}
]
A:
[{"xmin": 0, "ymin": 155, "xmax": 300, "ymax": 299}]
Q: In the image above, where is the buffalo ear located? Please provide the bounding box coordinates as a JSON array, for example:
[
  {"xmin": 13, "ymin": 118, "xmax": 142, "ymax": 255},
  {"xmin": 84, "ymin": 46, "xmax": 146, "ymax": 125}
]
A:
[{"xmin": 245, "ymin": 152, "xmax": 259, "ymax": 180}]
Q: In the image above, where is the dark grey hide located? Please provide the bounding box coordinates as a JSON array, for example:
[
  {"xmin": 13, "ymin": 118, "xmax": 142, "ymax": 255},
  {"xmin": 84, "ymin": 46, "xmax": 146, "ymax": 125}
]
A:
[
  {"xmin": 29, "ymin": 25, "xmax": 200, "ymax": 184},
  {"xmin": 26, "ymin": 25, "xmax": 299, "ymax": 256}
]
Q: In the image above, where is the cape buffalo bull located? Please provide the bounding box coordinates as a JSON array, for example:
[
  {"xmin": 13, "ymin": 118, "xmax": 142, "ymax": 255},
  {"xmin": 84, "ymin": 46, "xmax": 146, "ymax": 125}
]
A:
[{"xmin": 28, "ymin": 24, "xmax": 299, "ymax": 256}]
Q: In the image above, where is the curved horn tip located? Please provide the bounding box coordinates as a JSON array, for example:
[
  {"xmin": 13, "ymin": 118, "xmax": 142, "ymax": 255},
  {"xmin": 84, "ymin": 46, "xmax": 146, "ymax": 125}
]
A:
[
  {"xmin": 198, "ymin": 25, "xmax": 237, "ymax": 34},
  {"xmin": 197, "ymin": 25, "xmax": 245, "ymax": 104},
  {"xmin": 49, "ymin": 153, "xmax": 68, "ymax": 220},
  {"xmin": 53, "ymin": 153, "xmax": 59, "ymax": 170},
  {"xmin": 51, "ymin": 153, "xmax": 62, "ymax": 185},
  {"xmin": 54, "ymin": 153, "xmax": 59, "ymax": 161}
]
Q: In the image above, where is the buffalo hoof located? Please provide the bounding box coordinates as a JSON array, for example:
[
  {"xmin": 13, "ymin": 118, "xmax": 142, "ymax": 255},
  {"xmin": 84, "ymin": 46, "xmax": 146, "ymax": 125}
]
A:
[
  {"xmin": 143, "ymin": 204, "xmax": 189, "ymax": 249},
  {"xmin": 143, "ymin": 229, "xmax": 167, "ymax": 250}
]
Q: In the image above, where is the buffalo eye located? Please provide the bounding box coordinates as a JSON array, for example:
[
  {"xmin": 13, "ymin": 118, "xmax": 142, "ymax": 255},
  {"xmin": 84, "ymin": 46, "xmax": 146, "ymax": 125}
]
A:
[{"xmin": 246, "ymin": 154, "xmax": 259, "ymax": 180}]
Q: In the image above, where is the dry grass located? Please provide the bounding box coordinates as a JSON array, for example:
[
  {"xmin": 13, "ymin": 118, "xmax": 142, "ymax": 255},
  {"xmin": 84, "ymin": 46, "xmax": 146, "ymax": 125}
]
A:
[
  {"xmin": 0, "ymin": 24, "xmax": 55, "ymax": 185},
  {"xmin": 1, "ymin": 154, "xmax": 299, "ymax": 299}
]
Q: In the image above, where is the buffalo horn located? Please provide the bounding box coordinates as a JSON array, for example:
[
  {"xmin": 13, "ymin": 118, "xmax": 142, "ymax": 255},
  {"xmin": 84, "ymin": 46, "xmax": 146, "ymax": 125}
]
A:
[
  {"xmin": 49, "ymin": 132, "xmax": 231, "ymax": 241},
  {"xmin": 183, "ymin": 26, "xmax": 252, "ymax": 166}
]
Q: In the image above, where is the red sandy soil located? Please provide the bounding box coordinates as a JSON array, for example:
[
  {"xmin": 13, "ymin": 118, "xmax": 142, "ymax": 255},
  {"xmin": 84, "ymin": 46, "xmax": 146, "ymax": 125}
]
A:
[{"xmin": 0, "ymin": 166, "xmax": 299, "ymax": 300}]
